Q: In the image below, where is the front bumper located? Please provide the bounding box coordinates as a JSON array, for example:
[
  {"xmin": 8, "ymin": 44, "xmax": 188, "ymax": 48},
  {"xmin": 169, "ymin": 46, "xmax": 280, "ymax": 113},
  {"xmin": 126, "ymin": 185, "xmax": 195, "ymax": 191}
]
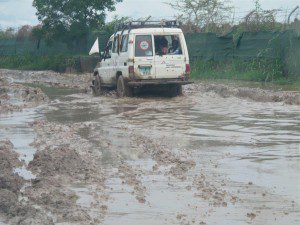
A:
[{"xmin": 127, "ymin": 79, "xmax": 194, "ymax": 87}]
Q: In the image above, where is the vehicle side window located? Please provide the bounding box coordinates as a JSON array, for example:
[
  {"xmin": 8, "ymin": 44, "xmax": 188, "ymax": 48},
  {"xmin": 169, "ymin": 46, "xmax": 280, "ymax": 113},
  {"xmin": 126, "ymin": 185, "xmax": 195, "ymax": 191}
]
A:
[
  {"xmin": 105, "ymin": 41, "xmax": 113, "ymax": 59},
  {"xmin": 112, "ymin": 36, "xmax": 119, "ymax": 53},
  {"xmin": 154, "ymin": 35, "xmax": 182, "ymax": 56},
  {"xmin": 120, "ymin": 35, "xmax": 129, "ymax": 52},
  {"xmin": 135, "ymin": 35, "xmax": 153, "ymax": 57}
]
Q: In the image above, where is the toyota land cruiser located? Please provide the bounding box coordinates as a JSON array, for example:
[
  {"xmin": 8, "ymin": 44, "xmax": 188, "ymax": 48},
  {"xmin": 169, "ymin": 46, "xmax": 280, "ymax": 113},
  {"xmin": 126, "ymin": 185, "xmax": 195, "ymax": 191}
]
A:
[{"xmin": 91, "ymin": 20, "xmax": 193, "ymax": 97}]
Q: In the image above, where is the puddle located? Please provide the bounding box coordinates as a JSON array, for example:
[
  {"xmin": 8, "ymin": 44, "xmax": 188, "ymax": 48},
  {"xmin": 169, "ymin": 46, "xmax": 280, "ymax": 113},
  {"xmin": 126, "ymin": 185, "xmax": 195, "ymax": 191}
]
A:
[
  {"xmin": 14, "ymin": 167, "xmax": 36, "ymax": 180},
  {"xmin": 24, "ymin": 83, "xmax": 83, "ymax": 100},
  {"xmin": 98, "ymin": 94, "xmax": 300, "ymax": 224},
  {"xmin": 219, "ymin": 144, "xmax": 300, "ymax": 203},
  {"xmin": 0, "ymin": 85, "xmax": 82, "ymax": 180},
  {"xmin": 0, "ymin": 108, "xmax": 40, "ymax": 164},
  {"xmin": 1, "ymin": 79, "xmax": 299, "ymax": 224},
  {"xmin": 104, "ymin": 159, "xmax": 199, "ymax": 225}
]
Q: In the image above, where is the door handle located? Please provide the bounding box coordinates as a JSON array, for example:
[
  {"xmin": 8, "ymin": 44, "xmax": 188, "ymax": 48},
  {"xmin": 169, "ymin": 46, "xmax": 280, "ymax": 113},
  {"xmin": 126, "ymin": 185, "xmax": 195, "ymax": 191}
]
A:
[{"xmin": 138, "ymin": 65, "xmax": 152, "ymax": 68}]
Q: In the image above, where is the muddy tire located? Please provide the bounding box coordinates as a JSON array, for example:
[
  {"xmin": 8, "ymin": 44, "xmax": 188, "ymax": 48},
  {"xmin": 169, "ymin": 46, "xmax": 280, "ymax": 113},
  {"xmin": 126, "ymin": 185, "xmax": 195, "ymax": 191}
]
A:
[
  {"xmin": 169, "ymin": 84, "xmax": 182, "ymax": 97},
  {"xmin": 117, "ymin": 75, "xmax": 133, "ymax": 97},
  {"xmin": 92, "ymin": 74, "xmax": 102, "ymax": 96}
]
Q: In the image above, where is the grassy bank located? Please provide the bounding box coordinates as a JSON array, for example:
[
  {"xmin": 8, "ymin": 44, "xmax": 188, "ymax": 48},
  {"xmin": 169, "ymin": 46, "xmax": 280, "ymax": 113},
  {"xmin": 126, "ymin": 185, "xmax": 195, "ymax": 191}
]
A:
[
  {"xmin": 0, "ymin": 55, "xmax": 98, "ymax": 73},
  {"xmin": 1, "ymin": 56, "xmax": 299, "ymax": 89},
  {"xmin": 190, "ymin": 59, "xmax": 299, "ymax": 84}
]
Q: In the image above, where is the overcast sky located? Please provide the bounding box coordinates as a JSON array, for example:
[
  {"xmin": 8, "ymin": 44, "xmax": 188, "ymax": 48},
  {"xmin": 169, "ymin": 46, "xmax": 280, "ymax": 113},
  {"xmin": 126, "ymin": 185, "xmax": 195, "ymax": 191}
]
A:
[{"xmin": 0, "ymin": 0, "xmax": 299, "ymax": 29}]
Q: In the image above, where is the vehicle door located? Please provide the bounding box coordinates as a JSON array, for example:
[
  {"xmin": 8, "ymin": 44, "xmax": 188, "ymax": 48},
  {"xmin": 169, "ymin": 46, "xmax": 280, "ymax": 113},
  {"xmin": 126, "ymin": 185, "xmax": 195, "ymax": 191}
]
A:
[
  {"xmin": 134, "ymin": 34, "xmax": 156, "ymax": 79},
  {"xmin": 153, "ymin": 34, "xmax": 186, "ymax": 79},
  {"xmin": 117, "ymin": 34, "xmax": 130, "ymax": 78},
  {"xmin": 101, "ymin": 40, "xmax": 113, "ymax": 84},
  {"xmin": 110, "ymin": 35, "xmax": 119, "ymax": 83}
]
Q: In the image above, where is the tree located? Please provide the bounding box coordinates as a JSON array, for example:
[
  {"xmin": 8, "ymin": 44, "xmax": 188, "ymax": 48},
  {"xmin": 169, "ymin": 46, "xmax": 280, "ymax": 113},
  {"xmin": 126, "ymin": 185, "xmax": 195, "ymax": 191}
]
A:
[
  {"xmin": 242, "ymin": 0, "xmax": 278, "ymax": 32},
  {"xmin": 101, "ymin": 16, "xmax": 131, "ymax": 36},
  {"xmin": 31, "ymin": 25, "xmax": 44, "ymax": 49},
  {"xmin": 33, "ymin": 0, "xmax": 122, "ymax": 51},
  {"xmin": 89, "ymin": 16, "xmax": 131, "ymax": 52},
  {"xmin": 16, "ymin": 25, "xmax": 33, "ymax": 42},
  {"xmin": 167, "ymin": 0, "xmax": 233, "ymax": 32},
  {"xmin": 0, "ymin": 27, "xmax": 15, "ymax": 39}
]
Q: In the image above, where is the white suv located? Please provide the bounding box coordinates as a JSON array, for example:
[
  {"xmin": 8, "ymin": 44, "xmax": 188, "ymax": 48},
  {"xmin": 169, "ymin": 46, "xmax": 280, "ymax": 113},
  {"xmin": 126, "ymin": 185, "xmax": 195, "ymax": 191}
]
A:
[{"xmin": 91, "ymin": 20, "xmax": 192, "ymax": 97}]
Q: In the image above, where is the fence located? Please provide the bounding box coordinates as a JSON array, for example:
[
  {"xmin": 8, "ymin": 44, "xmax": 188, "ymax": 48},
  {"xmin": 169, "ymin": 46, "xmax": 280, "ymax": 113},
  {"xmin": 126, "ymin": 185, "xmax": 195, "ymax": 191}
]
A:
[
  {"xmin": 185, "ymin": 30, "xmax": 300, "ymax": 78},
  {"xmin": 0, "ymin": 30, "xmax": 299, "ymax": 77}
]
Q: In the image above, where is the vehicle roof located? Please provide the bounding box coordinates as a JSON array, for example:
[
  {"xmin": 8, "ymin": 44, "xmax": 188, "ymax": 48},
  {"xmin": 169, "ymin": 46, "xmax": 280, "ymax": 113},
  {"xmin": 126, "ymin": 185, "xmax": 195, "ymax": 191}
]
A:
[{"xmin": 109, "ymin": 27, "xmax": 183, "ymax": 39}]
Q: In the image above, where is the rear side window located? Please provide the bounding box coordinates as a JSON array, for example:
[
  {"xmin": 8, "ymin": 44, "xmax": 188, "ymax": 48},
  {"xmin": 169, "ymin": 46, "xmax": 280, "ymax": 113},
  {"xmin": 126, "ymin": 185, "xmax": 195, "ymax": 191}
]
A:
[
  {"xmin": 120, "ymin": 35, "xmax": 129, "ymax": 52},
  {"xmin": 135, "ymin": 35, "xmax": 153, "ymax": 57},
  {"xmin": 154, "ymin": 35, "xmax": 183, "ymax": 55},
  {"xmin": 112, "ymin": 36, "xmax": 119, "ymax": 53}
]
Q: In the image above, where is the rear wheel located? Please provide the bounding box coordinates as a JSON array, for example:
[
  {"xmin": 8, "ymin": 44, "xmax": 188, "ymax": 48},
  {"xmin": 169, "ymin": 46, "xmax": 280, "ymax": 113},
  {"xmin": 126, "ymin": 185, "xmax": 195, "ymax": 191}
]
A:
[
  {"xmin": 117, "ymin": 75, "xmax": 133, "ymax": 97},
  {"xmin": 92, "ymin": 74, "xmax": 103, "ymax": 96},
  {"xmin": 169, "ymin": 84, "xmax": 182, "ymax": 97}
]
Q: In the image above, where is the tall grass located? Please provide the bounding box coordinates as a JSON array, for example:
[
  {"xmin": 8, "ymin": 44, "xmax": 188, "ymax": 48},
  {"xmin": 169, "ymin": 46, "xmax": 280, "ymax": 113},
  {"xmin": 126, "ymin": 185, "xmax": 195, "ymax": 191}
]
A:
[
  {"xmin": 0, "ymin": 54, "xmax": 78, "ymax": 72},
  {"xmin": 0, "ymin": 55, "xmax": 298, "ymax": 86},
  {"xmin": 190, "ymin": 59, "xmax": 287, "ymax": 82}
]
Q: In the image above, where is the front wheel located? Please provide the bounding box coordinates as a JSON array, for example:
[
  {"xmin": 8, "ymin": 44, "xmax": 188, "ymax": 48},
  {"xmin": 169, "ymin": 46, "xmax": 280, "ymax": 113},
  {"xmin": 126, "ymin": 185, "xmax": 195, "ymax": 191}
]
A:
[{"xmin": 117, "ymin": 75, "xmax": 133, "ymax": 97}]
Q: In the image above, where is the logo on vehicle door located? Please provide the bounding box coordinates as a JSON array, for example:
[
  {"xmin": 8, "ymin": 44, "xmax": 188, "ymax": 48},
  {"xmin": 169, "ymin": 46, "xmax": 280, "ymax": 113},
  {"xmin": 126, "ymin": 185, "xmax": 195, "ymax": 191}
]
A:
[{"xmin": 139, "ymin": 41, "xmax": 150, "ymax": 51}]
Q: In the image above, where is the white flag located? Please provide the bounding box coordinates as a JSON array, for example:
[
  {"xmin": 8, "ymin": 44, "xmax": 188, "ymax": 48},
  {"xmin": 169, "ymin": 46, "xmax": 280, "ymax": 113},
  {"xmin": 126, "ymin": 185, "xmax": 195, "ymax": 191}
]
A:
[{"xmin": 89, "ymin": 38, "xmax": 99, "ymax": 55}]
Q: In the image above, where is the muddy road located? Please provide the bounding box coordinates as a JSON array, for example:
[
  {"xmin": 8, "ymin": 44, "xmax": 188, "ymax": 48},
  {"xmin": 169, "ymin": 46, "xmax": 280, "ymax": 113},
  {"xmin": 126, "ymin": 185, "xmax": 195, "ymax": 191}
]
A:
[{"xmin": 0, "ymin": 70, "xmax": 300, "ymax": 225}]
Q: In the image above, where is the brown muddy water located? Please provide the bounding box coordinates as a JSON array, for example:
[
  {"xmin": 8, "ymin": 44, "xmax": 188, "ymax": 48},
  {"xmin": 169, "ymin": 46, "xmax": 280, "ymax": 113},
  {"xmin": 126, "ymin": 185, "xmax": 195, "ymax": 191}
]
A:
[{"xmin": 0, "ymin": 76, "xmax": 300, "ymax": 225}]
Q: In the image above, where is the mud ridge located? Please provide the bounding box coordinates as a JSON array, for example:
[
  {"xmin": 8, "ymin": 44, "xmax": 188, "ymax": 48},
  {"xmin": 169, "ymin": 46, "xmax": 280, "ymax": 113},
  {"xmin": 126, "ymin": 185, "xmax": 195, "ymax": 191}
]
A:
[
  {"xmin": 0, "ymin": 77, "xmax": 48, "ymax": 114},
  {"xmin": 0, "ymin": 140, "xmax": 54, "ymax": 225},
  {"xmin": 21, "ymin": 120, "xmax": 109, "ymax": 224},
  {"xmin": 118, "ymin": 163, "xmax": 147, "ymax": 204},
  {"xmin": 133, "ymin": 135, "xmax": 196, "ymax": 181},
  {"xmin": 0, "ymin": 69, "xmax": 91, "ymax": 90},
  {"xmin": 193, "ymin": 173, "xmax": 237, "ymax": 207},
  {"xmin": 185, "ymin": 83, "xmax": 300, "ymax": 105}
]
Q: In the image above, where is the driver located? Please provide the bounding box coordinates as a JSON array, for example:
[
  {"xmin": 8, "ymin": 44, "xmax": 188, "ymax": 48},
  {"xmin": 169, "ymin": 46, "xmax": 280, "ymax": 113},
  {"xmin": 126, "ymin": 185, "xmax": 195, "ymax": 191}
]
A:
[{"xmin": 169, "ymin": 38, "xmax": 182, "ymax": 55}]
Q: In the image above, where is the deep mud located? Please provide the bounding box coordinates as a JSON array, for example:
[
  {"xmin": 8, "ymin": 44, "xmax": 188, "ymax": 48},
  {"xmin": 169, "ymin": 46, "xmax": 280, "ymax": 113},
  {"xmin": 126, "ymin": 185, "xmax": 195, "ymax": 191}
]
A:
[
  {"xmin": 0, "ymin": 70, "xmax": 299, "ymax": 225},
  {"xmin": 0, "ymin": 140, "xmax": 53, "ymax": 225},
  {"xmin": 0, "ymin": 69, "xmax": 91, "ymax": 90},
  {"xmin": 0, "ymin": 77, "xmax": 48, "ymax": 113},
  {"xmin": 185, "ymin": 82, "xmax": 300, "ymax": 105},
  {"xmin": 0, "ymin": 140, "xmax": 23, "ymax": 194}
]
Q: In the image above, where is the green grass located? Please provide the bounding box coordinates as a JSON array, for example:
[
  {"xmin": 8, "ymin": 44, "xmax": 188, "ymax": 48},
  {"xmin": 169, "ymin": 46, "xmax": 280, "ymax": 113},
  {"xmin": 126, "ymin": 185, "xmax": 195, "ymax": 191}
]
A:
[
  {"xmin": 190, "ymin": 59, "xmax": 300, "ymax": 90},
  {"xmin": 1, "ymin": 55, "xmax": 299, "ymax": 90},
  {"xmin": 0, "ymin": 54, "xmax": 79, "ymax": 72},
  {"xmin": 191, "ymin": 59, "xmax": 283, "ymax": 81}
]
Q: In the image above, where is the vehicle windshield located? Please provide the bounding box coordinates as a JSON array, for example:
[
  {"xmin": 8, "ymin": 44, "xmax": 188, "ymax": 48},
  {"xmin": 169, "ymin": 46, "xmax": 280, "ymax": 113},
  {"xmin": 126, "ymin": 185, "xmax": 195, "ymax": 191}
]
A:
[{"xmin": 154, "ymin": 35, "xmax": 182, "ymax": 56}]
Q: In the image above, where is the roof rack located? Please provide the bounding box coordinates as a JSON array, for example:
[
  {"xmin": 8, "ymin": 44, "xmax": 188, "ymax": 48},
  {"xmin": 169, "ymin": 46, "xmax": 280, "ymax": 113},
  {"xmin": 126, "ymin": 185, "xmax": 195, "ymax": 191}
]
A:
[{"xmin": 116, "ymin": 19, "xmax": 181, "ymax": 32}]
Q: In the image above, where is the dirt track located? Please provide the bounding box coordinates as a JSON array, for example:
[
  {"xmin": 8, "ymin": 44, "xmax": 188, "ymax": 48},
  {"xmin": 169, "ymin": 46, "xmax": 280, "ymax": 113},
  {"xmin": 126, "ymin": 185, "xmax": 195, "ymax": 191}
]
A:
[{"xmin": 0, "ymin": 70, "xmax": 299, "ymax": 225}]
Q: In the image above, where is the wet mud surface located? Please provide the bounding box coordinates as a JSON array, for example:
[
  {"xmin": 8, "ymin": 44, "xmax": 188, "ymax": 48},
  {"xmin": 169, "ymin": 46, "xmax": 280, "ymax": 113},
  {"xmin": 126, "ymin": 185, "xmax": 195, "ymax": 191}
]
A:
[
  {"xmin": 0, "ymin": 77, "xmax": 48, "ymax": 114},
  {"xmin": 186, "ymin": 82, "xmax": 300, "ymax": 105},
  {"xmin": 0, "ymin": 70, "xmax": 300, "ymax": 225}
]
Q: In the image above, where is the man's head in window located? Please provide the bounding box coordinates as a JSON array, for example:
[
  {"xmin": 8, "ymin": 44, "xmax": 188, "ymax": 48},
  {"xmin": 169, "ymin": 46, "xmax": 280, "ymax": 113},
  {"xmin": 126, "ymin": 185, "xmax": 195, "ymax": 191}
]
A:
[
  {"xmin": 155, "ymin": 36, "xmax": 168, "ymax": 55},
  {"xmin": 170, "ymin": 36, "xmax": 182, "ymax": 55}
]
